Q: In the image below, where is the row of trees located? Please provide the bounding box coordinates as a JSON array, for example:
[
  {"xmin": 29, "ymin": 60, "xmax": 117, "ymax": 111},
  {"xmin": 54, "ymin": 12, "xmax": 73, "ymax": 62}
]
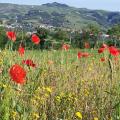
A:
[{"xmin": 0, "ymin": 24, "xmax": 120, "ymax": 50}]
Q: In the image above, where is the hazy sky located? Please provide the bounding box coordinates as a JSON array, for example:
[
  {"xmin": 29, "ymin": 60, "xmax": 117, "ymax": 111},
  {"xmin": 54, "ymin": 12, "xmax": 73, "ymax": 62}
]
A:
[{"xmin": 0, "ymin": 0, "xmax": 119, "ymax": 11}]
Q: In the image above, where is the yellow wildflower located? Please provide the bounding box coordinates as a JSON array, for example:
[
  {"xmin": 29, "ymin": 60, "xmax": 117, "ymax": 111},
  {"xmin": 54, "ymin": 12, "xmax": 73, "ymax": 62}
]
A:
[
  {"xmin": 45, "ymin": 93, "xmax": 49, "ymax": 97},
  {"xmin": 56, "ymin": 96, "xmax": 61, "ymax": 102},
  {"xmin": 88, "ymin": 67, "xmax": 92, "ymax": 71},
  {"xmin": 33, "ymin": 112, "xmax": 40, "ymax": 119},
  {"xmin": 76, "ymin": 112, "xmax": 82, "ymax": 119},
  {"xmin": 3, "ymin": 84, "xmax": 7, "ymax": 88},
  {"xmin": 12, "ymin": 111, "xmax": 17, "ymax": 119},
  {"xmin": 35, "ymin": 95, "xmax": 41, "ymax": 100},
  {"xmin": 46, "ymin": 87, "xmax": 52, "ymax": 93},
  {"xmin": 94, "ymin": 117, "xmax": 98, "ymax": 120},
  {"xmin": 84, "ymin": 89, "xmax": 89, "ymax": 96}
]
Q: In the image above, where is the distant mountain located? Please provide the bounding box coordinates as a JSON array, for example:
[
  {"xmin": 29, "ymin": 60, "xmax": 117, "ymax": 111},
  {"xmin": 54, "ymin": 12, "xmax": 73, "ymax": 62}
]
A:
[
  {"xmin": 42, "ymin": 2, "xmax": 69, "ymax": 8},
  {"xmin": 0, "ymin": 2, "xmax": 120, "ymax": 30}
]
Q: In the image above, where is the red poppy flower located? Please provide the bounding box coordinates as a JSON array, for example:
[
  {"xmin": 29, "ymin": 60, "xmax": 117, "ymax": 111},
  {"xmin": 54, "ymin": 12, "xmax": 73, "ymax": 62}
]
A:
[
  {"xmin": 22, "ymin": 59, "xmax": 36, "ymax": 67},
  {"xmin": 100, "ymin": 57, "xmax": 105, "ymax": 62},
  {"xmin": 62, "ymin": 44, "xmax": 70, "ymax": 51},
  {"xmin": 18, "ymin": 45, "xmax": 25, "ymax": 56},
  {"xmin": 9, "ymin": 64, "xmax": 26, "ymax": 84},
  {"xmin": 84, "ymin": 42, "xmax": 90, "ymax": 48},
  {"xmin": 77, "ymin": 52, "xmax": 82, "ymax": 59},
  {"xmin": 109, "ymin": 46, "xmax": 119, "ymax": 56},
  {"xmin": 31, "ymin": 34, "xmax": 40, "ymax": 45},
  {"xmin": 6, "ymin": 31, "xmax": 16, "ymax": 42},
  {"xmin": 98, "ymin": 47, "xmax": 105, "ymax": 54},
  {"xmin": 82, "ymin": 52, "xmax": 89, "ymax": 57}
]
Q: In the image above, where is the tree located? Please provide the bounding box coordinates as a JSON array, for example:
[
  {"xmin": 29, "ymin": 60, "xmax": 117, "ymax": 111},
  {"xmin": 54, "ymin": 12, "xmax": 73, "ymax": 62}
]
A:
[
  {"xmin": 53, "ymin": 29, "xmax": 69, "ymax": 41},
  {"xmin": 86, "ymin": 24, "xmax": 100, "ymax": 48},
  {"xmin": 36, "ymin": 27, "xmax": 49, "ymax": 50},
  {"xmin": 107, "ymin": 24, "xmax": 120, "ymax": 37},
  {"xmin": 107, "ymin": 24, "xmax": 120, "ymax": 46}
]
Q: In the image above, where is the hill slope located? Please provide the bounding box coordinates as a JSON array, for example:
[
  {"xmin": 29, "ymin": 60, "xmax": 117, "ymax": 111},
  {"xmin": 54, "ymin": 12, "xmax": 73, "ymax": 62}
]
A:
[{"xmin": 0, "ymin": 2, "xmax": 120, "ymax": 29}]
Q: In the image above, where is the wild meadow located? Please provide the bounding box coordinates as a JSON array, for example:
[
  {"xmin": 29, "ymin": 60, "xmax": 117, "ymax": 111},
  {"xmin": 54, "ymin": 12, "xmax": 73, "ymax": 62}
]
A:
[{"xmin": 0, "ymin": 31, "xmax": 120, "ymax": 120}]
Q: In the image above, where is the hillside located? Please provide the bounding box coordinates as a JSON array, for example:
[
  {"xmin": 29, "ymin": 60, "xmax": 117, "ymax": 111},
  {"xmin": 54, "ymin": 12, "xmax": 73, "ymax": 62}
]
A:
[{"xmin": 0, "ymin": 2, "xmax": 120, "ymax": 30}]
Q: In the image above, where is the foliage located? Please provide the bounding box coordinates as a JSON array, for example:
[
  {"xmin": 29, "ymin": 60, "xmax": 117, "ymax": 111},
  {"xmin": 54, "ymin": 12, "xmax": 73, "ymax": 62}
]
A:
[
  {"xmin": 53, "ymin": 29, "xmax": 69, "ymax": 41},
  {"xmin": 107, "ymin": 24, "xmax": 120, "ymax": 37},
  {"xmin": 1, "ymin": 24, "xmax": 120, "ymax": 50}
]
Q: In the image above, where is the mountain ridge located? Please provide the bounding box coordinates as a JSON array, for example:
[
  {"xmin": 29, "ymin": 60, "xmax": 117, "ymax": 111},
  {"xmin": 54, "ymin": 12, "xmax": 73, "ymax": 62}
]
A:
[{"xmin": 0, "ymin": 2, "xmax": 120, "ymax": 30}]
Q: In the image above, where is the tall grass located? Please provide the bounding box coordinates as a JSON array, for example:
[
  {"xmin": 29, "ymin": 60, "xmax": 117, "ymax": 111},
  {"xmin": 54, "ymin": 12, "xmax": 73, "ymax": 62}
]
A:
[{"xmin": 0, "ymin": 49, "xmax": 120, "ymax": 120}]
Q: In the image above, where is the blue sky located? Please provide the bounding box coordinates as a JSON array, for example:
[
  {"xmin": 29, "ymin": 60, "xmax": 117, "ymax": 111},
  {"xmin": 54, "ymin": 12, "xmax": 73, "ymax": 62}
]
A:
[{"xmin": 0, "ymin": 0, "xmax": 119, "ymax": 11}]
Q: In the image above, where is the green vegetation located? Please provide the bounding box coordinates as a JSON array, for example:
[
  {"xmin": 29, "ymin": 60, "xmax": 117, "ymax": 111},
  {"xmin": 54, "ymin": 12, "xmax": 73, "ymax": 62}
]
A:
[
  {"xmin": 0, "ymin": 2, "xmax": 120, "ymax": 120},
  {"xmin": 0, "ymin": 2, "xmax": 120, "ymax": 29},
  {"xmin": 1, "ymin": 24, "xmax": 120, "ymax": 50},
  {"xmin": 0, "ymin": 16, "xmax": 120, "ymax": 120},
  {"xmin": 0, "ymin": 49, "xmax": 120, "ymax": 120}
]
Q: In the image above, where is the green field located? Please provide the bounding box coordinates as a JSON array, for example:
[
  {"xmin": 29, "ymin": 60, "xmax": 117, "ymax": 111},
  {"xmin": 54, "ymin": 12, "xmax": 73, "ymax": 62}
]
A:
[{"xmin": 0, "ymin": 49, "xmax": 120, "ymax": 120}]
